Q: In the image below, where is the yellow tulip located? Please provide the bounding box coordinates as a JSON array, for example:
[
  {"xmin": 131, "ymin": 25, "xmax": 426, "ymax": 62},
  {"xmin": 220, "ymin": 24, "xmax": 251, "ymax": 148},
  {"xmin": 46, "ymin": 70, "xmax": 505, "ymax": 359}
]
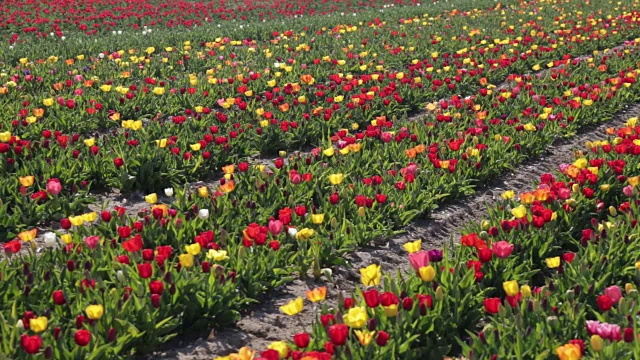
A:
[
  {"xmin": 545, "ymin": 257, "xmax": 561, "ymax": 269},
  {"xmin": 311, "ymin": 214, "xmax": 324, "ymax": 224},
  {"xmin": 190, "ymin": 143, "xmax": 201, "ymax": 151},
  {"xmin": 328, "ymin": 173, "xmax": 344, "ymax": 185},
  {"xmin": 344, "ymin": 306, "xmax": 368, "ymax": 328},
  {"xmin": 511, "ymin": 205, "xmax": 527, "ymax": 219},
  {"xmin": 19, "ymin": 176, "xmax": 35, "ymax": 187},
  {"xmin": 185, "ymin": 243, "xmax": 201, "ymax": 256},
  {"xmin": 69, "ymin": 216, "xmax": 85, "ymax": 227},
  {"xmin": 84, "ymin": 138, "xmax": 95, "ymax": 147},
  {"xmin": 144, "ymin": 193, "xmax": 158, "ymax": 204},
  {"xmin": 501, "ymin": 190, "xmax": 515, "ymax": 199},
  {"xmin": 383, "ymin": 304, "xmax": 398, "ymax": 317},
  {"xmin": 354, "ymin": 330, "xmax": 375, "ymax": 346},
  {"xmin": 60, "ymin": 234, "xmax": 72, "ymax": 244},
  {"xmin": 590, "ymin": 335, "xmax": 604, "ymax": 352},
  {"xmin": 280, "ymin": 297, "xmax": 304, "ymax": 316},
  {"xmin": 43, "ymin": 98, "xmax": 54, "ymax": 107},
  {"xmin": 18, "ymin": 229, "xmax": 37, "ymax": 242},
  {"xmin": 521, "ymin": 285, "xmax": 532, "ymax": 298},
  {"xmin": 29, "ymin": 316, "xmax": 48, "ymax": 333},
  {"xmin": 198, "ymin": 186, "xmax": 209, "ymax": 198},
  {"xmin": 179, "ymin": 254, "xmax": 194, "ymax": 268},
  {"xmin": 419, "ymin": 266, "xmax": 436, "ymax": 282},
  {"xmin": 360, "ymin": 264, "xmax": 381, "ymax": 286},
  {"xmin": 403, "ymin": 240, "xmax": 422, "ymax": 253},
  {"xmin": 322, "ymin": 147, "xmax": 335, "ymax": 157},
  {"xmin": 503, "ymin": 280, "xmax": 519, "ymax": 297},
  {"xmin": 295, "ymin": 228, "xmax": 315, "ymax": 241},
  {"xmin": 0, "ymin": 131, "xmax": 12, "ymax": 142},
  {"xmin": 206, "ymin": 249, "xmax": 229, "ymax": 262},
  {"xmin": 85, "ymin": 304, "xmax": 104, "ymax": 320},
  {"xmin": 153, "ymin": 87, "xmax": 165, "ymax": 95}
]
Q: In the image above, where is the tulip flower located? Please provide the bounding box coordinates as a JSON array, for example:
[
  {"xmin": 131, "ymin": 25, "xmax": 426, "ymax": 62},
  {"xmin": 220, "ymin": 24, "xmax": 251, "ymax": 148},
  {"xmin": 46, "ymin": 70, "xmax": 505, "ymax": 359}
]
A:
[
  {"xmin": 503, "ymin": 280, "xmax": 519, "ymax": 297},
  {"xmin": 178, "ymin": 254, "xmax": 194, "ymax": 268},
  {"xmin": 343, "ymin": 306, "xmax": 368, "ymax": 328},
  {"xmin": 328, "ymin": 173, "xmax": 344, "ymax": 185},
  {"xmin": 354, "ymin": 330, "xmax": 375, "ymax": 346},
  {"xmin": 403, "ymin": 239, "xmax": 421, "ymax": 253},
  {"xmin": 85, "ymin": 305, "xmax": 104, "ymax": 320},
  {"xmin": 46, "ymin": 178, "xmax": 62, "ymax": 196},
  {"xmin": 545, "ymin": 257, "xmax": 561, "ymax": 268},
  {"xmin": 306, "ymin": 287, "xmax": 327, "ymax": 302},
  {"xmin": 556, "ymin": 343, "xmax": 581, "ymax": 360},
  {"xmin": 328, "ymin": 324, "xmax": 349, "ymax": 346},
  {"xmin": 279, "ymin": 297, "xmax": 304, "ymax": 316},
  {"xmin": 144, "ymin": 193, "xmax": 158, "ymax": 204},
  {"xmin": 408, "ymin": 250, "xmax": 430, "ymax": 271},
  {"xmin": 29, "ymin": 316, "xmax": 48, "ymax": 333},
  {"xmin": 590, "ymin": 335, "xmax": 604, "ymax": 352},
  {"xmin": 267, "ymin": 341, "xmax": 288, "ymax": 358},
  {"xmin": 360, "ymin": 264, "xmax": 381, "ymax": 286},
  {"xmin": 418, "ymin": 266, "xmax": 436, "ymax": 282},
  {"xmin": 492, "ymin": 241, "xmax": 514, "ymax": 258}
]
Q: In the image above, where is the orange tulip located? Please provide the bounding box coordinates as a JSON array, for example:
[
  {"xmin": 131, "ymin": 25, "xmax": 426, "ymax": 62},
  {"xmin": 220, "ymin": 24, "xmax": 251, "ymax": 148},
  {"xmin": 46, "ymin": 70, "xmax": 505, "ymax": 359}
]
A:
[
  {"xmin": 306, "ymin": 287, "xmax": 327, "ymax": 302},
  {"xmin": 18, "ymin": 228, "xmax": 38, "ymax": 242},
  {"xmin": 219, "ymin": 180, "xmax": 235, "ymax": 193}
]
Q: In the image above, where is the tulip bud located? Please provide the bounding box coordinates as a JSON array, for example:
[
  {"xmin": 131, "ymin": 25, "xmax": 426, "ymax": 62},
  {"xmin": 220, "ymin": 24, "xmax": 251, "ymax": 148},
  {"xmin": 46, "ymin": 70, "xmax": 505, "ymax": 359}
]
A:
[
  {"xmin": 435, "ymin": 286, "xmax": 444, "ymax": 301},
  {"xmin": 479, "ymin": 231, "xmax": 489, "ymax": 241},
  {"xmin": 591, "ymin": 335, "xmax": 604, "ymax": 352},
  {"xmin": 481, "ymin": 220, "xmax": 490, "ymax": 231},
  {"xmin": 571, "ymin": 183, "xmax": 580, "ymax": 193},
  {"xmin": 116, "ymin": 270, "xmax": 125, "ymax": 282},
  {"xmin": 565, "ymin": 290, "xmax": 575, "ymax": 302},
  {"xmin": 546, "ymin": 316, "xmax": 558, "ymax": 328},
  {"xmin": 358, "ymin": 206, "xmax": 365, "ymax": 217}
]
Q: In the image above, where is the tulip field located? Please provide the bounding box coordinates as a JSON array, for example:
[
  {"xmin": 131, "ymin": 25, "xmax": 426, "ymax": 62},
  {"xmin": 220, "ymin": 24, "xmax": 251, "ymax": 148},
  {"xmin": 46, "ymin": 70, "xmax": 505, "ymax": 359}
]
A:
[{"xmin": 5, "ymin": 0, "xmax": 640, "ymax": 358}]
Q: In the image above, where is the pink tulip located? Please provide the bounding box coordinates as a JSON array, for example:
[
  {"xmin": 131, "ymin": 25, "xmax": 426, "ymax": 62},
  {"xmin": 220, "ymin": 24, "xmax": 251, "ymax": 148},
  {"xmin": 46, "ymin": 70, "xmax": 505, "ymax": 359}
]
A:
[
  {"xmin": 623, "ymin": 185, "xmax": 634, "ymax": 197},
  {"xmin": 492, "ymin": 241, "xmax": 514, "ymax": 259},
  {"xmin": 408, "ymin": 251, "xmax": 430, "ymax": 272},
  {"xmin": 84, "ymin": 235, "xmax": 100, "ymax": 249},
  {"xmin": 46, "ymin": 178, "xmax": 62, "ymax": 196},
  {"xmin": 604, "ymin": 286, "xmax": 622, "ymax": 304},
  {"xmin": 268, "ymin": 220, "xmax": 283, "ymax": 235}
]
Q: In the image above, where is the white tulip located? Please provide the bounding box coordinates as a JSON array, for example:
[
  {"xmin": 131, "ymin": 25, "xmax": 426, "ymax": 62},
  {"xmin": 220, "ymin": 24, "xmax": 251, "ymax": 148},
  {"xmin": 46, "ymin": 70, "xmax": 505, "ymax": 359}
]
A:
[
  {"xmin": 164, "ymin": 188, "xmax": 174, "ymax": 197},
  {"xmin": 44, "ymin": 232, "xmax": 57, "ymax": 248},
  {"xmin": 116, "ymin": 270, "xmax": 126, "ymax": 282},
  {"xmin": 198, "ymin": 209, "xmax": 210, "ymax": 220},
  {"xmin": 288, "ymin": 227, "xmax": 298, "ymax": 238}
]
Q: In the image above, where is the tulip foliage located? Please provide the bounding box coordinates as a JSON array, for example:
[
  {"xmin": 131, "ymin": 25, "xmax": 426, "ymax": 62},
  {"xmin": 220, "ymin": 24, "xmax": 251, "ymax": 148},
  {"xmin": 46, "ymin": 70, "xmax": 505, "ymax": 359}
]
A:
[{"xmin": 4, "ymin": 0, "xmax": 640, "ymax": 358}]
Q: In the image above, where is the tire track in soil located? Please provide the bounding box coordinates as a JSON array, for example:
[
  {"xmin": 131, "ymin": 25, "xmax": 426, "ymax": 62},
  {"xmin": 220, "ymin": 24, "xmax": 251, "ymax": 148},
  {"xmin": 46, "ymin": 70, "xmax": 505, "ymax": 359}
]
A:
[{"xmin": 148, "ymin": 105, "xmax": 640, "ymax": 360}]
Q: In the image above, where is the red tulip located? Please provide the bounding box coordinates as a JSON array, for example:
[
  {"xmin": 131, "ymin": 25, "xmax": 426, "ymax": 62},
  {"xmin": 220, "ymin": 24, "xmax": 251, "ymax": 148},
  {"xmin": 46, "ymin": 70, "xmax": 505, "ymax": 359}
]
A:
[
  {"xmin": 52, "ymin": 290, "xmax": 65, "ymax": 305},
  {"xmin": 596, "ymin": 294, "xmax": 614, "ymax": 312},
  {"xmin": 376, "ymin": 331, "xmax": 390, "ymax": 346},
  {"xmin": 122, "ymin": 234, "xmax": 143, "ymax": 252},
  {"xmin": 20, "ymin": 334, "xmax": 42, "ymax": 354},
  {"xmin": 74, "ymin": 330, "xmax": 91, "ymax": 346},
  {"xmin": 149, "ymin": 280, "xmax": 164, "ymax": 295},
  {"xmin": 327, "ymin": 324, "xmax": 349, "ymax": 346},
  {"xmin": 137, "ymin": 263, "xmax": 153, "ymax": 279},
  {"xmin": 484, "ymin": 298, "xmax": 501, "ymax": 314},
  {"xmin": 363, "ymin": 289, "xmax": 380, "ymax": 308},
  {"xmin": 293, "ymin": 332, "xmax": 310, "ymax": 348}
]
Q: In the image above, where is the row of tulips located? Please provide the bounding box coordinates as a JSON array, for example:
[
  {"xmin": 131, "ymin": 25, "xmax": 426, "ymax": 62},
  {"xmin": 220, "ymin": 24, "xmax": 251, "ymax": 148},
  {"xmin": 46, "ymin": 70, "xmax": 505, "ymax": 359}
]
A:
[
  {"xmin": 6, "ymin": 20, "xmax": 640, "ymax": 359},
  {"xmin": 2, "ymin": 0, "xmax": 640, "ymax": 238},
  {"xmin": 222, "ymin": 117, "xmax": 640, "ymax": 359}
]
